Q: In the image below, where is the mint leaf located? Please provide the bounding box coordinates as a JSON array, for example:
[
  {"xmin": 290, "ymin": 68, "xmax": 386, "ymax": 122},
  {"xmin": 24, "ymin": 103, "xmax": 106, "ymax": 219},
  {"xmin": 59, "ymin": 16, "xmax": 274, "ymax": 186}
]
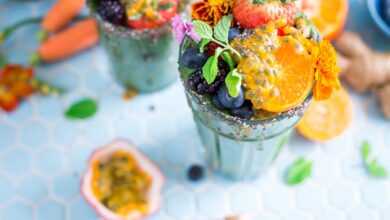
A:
[
  {"xmin": 199, "ymin": 38, "xmax": 211, "ymax": 53},
  {"xmin": 202, "ymin": 47, "xmax": 223, "ymax": 84},
  {"xmin": 193, "ymin": 20, "xmax": 213, "ymax": 40},
  {"xmin": 65, "ymin": 98, "xmax": 98, "ymax": 120},
  {"xmin": 286, "ymin": 157, "xmax": 312, "ymax": 185},
  {"xmin": 221, "ymin": 51, "xmax": 235, "ymax": 70},
  {"xmin": 214, "ymin": 15, "xmax": 232, "ymax": 44},
  {"xmin": 225, "ymin": 69, "xmax": 242, "ymax": 97},
  {"xmin": 202, "ymin": 56, "xmax": 218, "ymax": 84},
  {"xmin": 361, "ymin": 141, "xmax": 388, "ymax": 178},
  {"xmin": 368, "ymin": 160, "xmax": 388, "ymax": 178},
  {"xmin": 361, "ymin": 141, "xmax": 371, "ymax": 162}
]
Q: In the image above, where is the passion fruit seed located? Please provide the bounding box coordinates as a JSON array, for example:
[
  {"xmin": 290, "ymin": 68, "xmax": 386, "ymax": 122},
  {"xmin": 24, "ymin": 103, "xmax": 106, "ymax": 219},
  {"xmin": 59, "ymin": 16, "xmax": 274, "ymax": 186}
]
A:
[{"xmin": 92, "ymin": 150, "xmax": 152, "ymax": 216}]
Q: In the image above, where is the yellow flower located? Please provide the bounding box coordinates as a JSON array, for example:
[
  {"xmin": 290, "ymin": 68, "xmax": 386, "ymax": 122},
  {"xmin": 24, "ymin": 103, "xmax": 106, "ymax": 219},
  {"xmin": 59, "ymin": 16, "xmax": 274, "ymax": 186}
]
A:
[
  {"xmin": 191, "ymin": 0, "xmax": 232, "ymax": 26},
  {"xmin": 313, "ymin": 41, "xmax": 341, "ymax": 100}
]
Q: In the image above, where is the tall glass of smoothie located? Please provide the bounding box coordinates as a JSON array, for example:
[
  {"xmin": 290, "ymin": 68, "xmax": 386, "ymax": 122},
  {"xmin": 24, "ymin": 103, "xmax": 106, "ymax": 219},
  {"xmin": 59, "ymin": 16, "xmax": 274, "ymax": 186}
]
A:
[
  {"xmin": 88, "ymin": 0, "xmax": 182, "ymax": 93},
  {"xmin": 176, "ymin": 0, "xmax": 340, "ymax": 180}
]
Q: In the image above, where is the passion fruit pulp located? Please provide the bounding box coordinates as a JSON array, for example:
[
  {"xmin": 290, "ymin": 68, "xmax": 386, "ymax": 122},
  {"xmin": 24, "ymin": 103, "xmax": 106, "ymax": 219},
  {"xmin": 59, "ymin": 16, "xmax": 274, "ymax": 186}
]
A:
[{"xmin": 81, "ymin": 139, "xmax": 164, "ymax": 220}]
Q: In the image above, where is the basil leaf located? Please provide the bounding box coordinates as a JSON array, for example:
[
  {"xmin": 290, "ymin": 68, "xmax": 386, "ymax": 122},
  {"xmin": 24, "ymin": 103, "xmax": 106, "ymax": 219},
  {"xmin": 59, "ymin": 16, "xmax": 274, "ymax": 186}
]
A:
[
  {"xmin": 193, "ymin": 20, "xmax": 213, "ymax": 40},
  {"xmin": 225, "ymin": 69, "xmax": 242, "ymax": 97},
  {"xmin": 65, "ymin": 98, "xmax": 98, "ymax": 120},
  {"xmin": 286, "ymin": 157, "xmax": 312, "ymax": 185},
  {"xmin": 202, "ymin": 47, "xmax": 224, "ymax": 84},
  {"xmin": 199, "ymin": 38, "xmax": 211, "ymax": 53},
  {"xmin": 214, "ymin": 15, "xmax": 232, "ymax": 44}
]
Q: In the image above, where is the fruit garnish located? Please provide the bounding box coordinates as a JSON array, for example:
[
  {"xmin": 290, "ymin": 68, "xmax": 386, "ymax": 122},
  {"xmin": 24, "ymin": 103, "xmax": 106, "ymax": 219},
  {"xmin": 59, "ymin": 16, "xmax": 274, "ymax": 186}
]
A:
[
  {"xmin": 231, "ymin": 24, "xmax": 315, "ymax": 112},
  {"xmin": 301, "ymin": 0, "xmax": 348, "ymax": 40},
  {"xmin": 233, "ymin": 0, "xmax": 300, "ymax": 29},
  {"xmin": 82, "ymin": 140, "xmax": 164, "ymax": 219},
  {"xmin": 97, "ymin": 0, "xmax": 127, "ymax": 26},
  {"xmin": 192, "ymin": 0, "xmax": 233, "ymax": 26},
  {"xmin": 296, "ymin": 88, "xmax": 352, "ymax": 141},
  {"xmin": 126, "ymin": 0, "xmax": 178, "ymax": 29}
]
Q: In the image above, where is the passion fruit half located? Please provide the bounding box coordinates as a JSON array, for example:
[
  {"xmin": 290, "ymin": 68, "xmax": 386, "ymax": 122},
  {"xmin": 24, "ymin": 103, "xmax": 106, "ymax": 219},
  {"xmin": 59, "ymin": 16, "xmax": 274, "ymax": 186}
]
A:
[{"xmin": 81, "ymin": 139, "xmax": 164, "ymax": 220}]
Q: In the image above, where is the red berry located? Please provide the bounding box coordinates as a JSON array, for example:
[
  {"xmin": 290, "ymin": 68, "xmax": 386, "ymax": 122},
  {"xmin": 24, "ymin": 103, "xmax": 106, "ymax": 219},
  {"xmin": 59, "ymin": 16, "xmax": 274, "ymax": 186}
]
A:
[{"xmin": 233, "ymin": 0, "xmax": 300, "ymax": 29}]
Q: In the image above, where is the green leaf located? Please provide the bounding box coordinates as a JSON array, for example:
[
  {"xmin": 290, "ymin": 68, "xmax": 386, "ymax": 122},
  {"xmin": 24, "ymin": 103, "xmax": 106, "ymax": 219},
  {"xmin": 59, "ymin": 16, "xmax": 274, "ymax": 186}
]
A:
[
  {"xmin": 225, "ymin": 69, "xmax": 242, "ymax": 97},
  {"xmin": 360, "ymin": 141, "xmax": 388, "ymax": 179},
  {"xmin": 65, "ymin": 98, "xmax": 98, "ymax": 120},
  {"xmin": 202, "ymin": 47, "xmax": 224, "ymax": 84},
  {"xmin": 368, "ymin": 160, "xmax": 388, "ymax": 178},
  {"xmin": 286, "ymin": 157, "xmax": 312, "ymax": 185},
  {"xmin": 361, "ymin": 141, "xmax": 371, "ymax": 162},
  {"xmin": 214, "ymin": 15, "xmax": 232, "ymax": 44},
  {"xmin": 193, "ymin": 20, "xmax": 213, "ymax": 40},
  {"xmin": 199, "ymin": 38, "xmax": 211, "ymax": 53},
  {"xmin": 221, "ymin": 51, "xmax": 235, "ymax": 70}
]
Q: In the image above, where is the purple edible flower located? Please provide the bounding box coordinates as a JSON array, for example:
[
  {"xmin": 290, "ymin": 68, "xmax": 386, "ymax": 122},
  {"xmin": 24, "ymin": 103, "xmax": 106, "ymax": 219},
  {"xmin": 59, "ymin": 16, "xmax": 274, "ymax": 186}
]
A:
[{"xmin": 171, "ymin": 15, "xmax": 200, "ymax": 44}]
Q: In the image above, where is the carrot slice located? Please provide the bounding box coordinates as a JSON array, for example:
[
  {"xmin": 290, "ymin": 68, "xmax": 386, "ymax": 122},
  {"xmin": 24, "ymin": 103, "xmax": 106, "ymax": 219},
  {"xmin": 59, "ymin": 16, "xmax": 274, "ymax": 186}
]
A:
[
  {"xmin": 41, "ymin": 0, "xmax": 85, "ymax": 33},
  {"xmin": 35, "ymin": 18, "xmax": 99, "ymax": 63}
]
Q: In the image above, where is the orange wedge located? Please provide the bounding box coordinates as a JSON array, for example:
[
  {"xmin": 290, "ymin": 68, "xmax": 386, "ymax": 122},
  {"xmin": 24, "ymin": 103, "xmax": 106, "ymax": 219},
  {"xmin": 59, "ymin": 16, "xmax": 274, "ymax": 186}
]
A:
[
  {"xmin": 296, "ymin": 88, "xmax": 352, "ymax": 142},
  {"xmin": 302, "ymin": 0, "xmax": 349, "ymax": 40},
  {"xmin": 260, "ymin": 41, "xmax": 315, "ymax": 113}
]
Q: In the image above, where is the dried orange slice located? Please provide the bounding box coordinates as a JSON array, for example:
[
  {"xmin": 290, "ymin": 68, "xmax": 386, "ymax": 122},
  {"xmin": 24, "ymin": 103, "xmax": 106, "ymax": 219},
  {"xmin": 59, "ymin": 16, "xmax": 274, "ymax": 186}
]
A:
[
  {"xmin": 302, "ymin": 0, "xmax": 348, "ymax": 40},
  {"xmin": 296, "ymin": 88, "xmax": 352, "ymax": 142},
  {"xmin": 260, "ymin": 40, "xmax": 315, "ymax": 113}
]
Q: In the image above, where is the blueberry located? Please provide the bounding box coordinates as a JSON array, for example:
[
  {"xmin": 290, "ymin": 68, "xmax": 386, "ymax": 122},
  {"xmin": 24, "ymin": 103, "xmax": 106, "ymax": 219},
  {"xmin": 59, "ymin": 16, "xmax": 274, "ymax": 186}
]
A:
[
  {"xmin": 180, "ymin": 48, "xmax": 208, "ymax": 69},
  {"xmin": 212, "ymin": 95, "xmax": 224, "ymax": 109},
  {"xmin": 217, "ymin": 86, "xmax": 244, "ymax": 109},
  {"xmin": 187, "ymin": 165, "xmax": 205, "ymax": 181},
  {"xmin": 231, "ymin": 101, "xmax": 254, "ymax": 119},
  {"xmin": 228, "ymin": 28, "xmax": 241, "ymax": 41}
]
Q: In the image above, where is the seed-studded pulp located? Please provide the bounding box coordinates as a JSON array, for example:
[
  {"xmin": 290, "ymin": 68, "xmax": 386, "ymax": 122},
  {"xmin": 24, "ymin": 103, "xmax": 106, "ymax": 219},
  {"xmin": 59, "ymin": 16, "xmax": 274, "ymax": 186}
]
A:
[{"xmin": 91, "ymin": 150, "xmax": 152, "ymax": 216}]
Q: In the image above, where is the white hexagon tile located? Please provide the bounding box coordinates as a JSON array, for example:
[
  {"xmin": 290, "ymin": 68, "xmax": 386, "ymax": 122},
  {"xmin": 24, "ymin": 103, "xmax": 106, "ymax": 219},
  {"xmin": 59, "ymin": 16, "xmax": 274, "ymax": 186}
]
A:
[{"xmin": 0, "ymin": 0, "xmax": 389, "ymax": 220}]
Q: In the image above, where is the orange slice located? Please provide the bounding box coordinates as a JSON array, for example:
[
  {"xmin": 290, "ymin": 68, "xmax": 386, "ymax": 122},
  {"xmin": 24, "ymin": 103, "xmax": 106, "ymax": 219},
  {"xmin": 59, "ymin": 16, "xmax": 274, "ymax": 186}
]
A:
[
  {"xmin": 302, "ymin": 0, "xmax": 348, "ymax": 40},
  {"xmin": 260, "ymin": 41, "xmax": 315, "ymax": 113},
  {"xmin": 296, "ymin": 88, "xmax": 352, "ymax": 142}
]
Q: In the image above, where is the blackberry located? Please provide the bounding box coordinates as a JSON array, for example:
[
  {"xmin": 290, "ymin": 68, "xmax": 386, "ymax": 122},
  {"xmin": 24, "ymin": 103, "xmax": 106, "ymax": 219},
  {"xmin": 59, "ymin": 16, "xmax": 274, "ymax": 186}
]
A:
[
  {"xmin": 97, "ymin": 0, "xmax": 127, "ymax": 26},
  {"xmin": 230, "ymin": 101, "xmax": 254, "ymax": 119},
  {"xmin": 187, "ymin": 62, "xmax": 229, "ymax": 95}
]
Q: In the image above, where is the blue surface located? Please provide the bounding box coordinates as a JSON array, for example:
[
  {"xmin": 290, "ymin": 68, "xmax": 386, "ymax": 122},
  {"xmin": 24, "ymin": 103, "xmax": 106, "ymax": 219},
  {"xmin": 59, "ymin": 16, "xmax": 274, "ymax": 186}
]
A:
[
  {"xmin": 0, "ymin": 0, "xmax": 389, "ymax": 220},
  {"xmin": 367, "ymin": 0, "xmax": 390, "ymax": 36}
]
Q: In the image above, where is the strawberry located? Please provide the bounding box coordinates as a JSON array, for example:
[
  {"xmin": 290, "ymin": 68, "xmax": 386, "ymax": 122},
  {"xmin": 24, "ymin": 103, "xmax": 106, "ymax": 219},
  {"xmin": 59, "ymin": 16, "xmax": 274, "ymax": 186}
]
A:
[
  {"xmin": 233, "ymin": 0, "xmax": 300, "ymax": 29},
  {"xmin": 127, "ymin": 0, "xmax": 178, "ymax": 30}
]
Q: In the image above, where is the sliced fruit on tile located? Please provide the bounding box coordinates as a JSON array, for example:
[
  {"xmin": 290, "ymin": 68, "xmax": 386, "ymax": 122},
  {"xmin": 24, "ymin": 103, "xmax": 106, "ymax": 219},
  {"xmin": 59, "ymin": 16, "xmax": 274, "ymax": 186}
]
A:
[
  {"xmin": 296, "ymin": 88, "xmax": 352, "ymax": 141},
  {"xmin": 81, "ymin": 139, "xmax": 164, "ymax": 220}
]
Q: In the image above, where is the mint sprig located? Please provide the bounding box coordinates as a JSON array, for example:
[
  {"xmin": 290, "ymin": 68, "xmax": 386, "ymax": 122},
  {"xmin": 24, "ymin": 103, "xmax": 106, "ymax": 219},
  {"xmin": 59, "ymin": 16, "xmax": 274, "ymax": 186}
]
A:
[
  {"xmin": 286, "ymin": 157, "xmax": 312, "ymax": 185},
  {"xmin": 361, "ymin": 141, "xmax": 388, "ymax": 178},
  {"xmin": 193, "ymin": 16, "xmax": 242, "ymax": 86}
]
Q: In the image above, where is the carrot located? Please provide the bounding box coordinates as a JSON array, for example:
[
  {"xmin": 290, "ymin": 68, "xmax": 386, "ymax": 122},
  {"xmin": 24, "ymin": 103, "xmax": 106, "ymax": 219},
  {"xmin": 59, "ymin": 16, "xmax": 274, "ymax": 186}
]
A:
[
  {"xmin": 31, "ymin": 18, "xmax": 99, "ymax": 64},
  {"xmin": 41, "ymin": 0, "xmax": 85, "ymax": 33}
]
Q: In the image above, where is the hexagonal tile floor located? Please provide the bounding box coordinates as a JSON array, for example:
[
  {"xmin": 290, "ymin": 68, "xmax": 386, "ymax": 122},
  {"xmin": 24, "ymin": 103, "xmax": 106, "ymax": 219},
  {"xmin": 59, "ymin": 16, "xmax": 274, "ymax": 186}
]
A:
[{"xmin": 0, "ymin": 0, "xmax": 389, "ymax": 220}]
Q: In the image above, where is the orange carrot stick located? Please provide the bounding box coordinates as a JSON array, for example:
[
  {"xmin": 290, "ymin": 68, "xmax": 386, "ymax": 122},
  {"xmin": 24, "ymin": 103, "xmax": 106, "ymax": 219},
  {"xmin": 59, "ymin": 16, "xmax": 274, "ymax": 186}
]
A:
[
  {"xmin": 41, "ymin": 0, "xmax": 85, "ymax": 33},
  {"xmin": 32, "ymin": 18, "xmax": 99, "ymax": 64}
]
